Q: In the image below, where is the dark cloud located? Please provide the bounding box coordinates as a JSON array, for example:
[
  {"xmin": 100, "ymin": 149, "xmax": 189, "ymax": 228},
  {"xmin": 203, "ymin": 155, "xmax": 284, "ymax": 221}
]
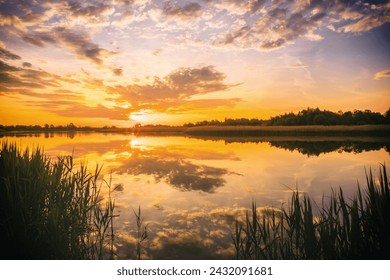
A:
[
  {"xmin": 0, "ymin": 1, "xmax": 46, "ymax": 23},
  {"xmin": 249, "ymin": 0, "xmax": 267, "ymax": 13},
  {"xmin": 65, "ymin": 1, "xmax": 113, "ymax": 19},
  {"xmin": 166, "ymin": 65, "xmax": 227, "ymax": 93},
  {"xmin": 21, "ymin": 33, "xmax": 52, "ymax": 47},
  {"xmin": 0, "ymin": 60, "xmax": 18, "ymax": 72},
  {"xmin": 0, "ymin": 59, "xmax": 63, "ymax": 94},
  {"xmin": 0, "ymin": 0, "xmax": 113, "ymax": 23},
  {"xmin": 260, "ymin": 39, "xmax": 285, "ymax": 50},
  {"xmin": 22, "ymin": 62, "xmax": 32, "ymax": 67},
  {"xmin": 18, "ymin": 27, "xmax": 118, "ymax": 66},
  {"xmin": 54, "ymin": 27, "xmax": 118, "ymax": 65},
  {"xmin": 112, "ymin": 68, "xmax": 123, "ymax": 76},
  {"xmin": 0, "ymin": 60, "xmax": 20, "ymax": 88},
  {"xmin": 0, "ymin": 47, "xmax": 21, "ymax": 60},
  {"xmin": 222, "ymin": 26, "xmax": 251, "ymax": 45},
  {"xmin": 162, "ymin": 1, "xmax": 203, "ymax": 19}
]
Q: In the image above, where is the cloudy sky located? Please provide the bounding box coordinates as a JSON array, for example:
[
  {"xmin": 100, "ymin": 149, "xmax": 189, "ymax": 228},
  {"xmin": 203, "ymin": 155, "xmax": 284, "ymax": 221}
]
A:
[{"xmin": 0, "ymin": 0, "xmax": 389, "ymax": 126}]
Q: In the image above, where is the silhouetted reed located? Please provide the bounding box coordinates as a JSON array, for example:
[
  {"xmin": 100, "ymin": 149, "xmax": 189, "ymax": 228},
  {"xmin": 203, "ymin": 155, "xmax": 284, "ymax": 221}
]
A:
[
  {"xmin": 234, "ymin": 164, "xmax": 390, "ymax": 259},
  {"xmin": 0, "ymin": 142, "xmax": 117, "ymax": 259},
  {"xmin": 133, "ymin": 206, "xmax": 148, "ymax": 260}
]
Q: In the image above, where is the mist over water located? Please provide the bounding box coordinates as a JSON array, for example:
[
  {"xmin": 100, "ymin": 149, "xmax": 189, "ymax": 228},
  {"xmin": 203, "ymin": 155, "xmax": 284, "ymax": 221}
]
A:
[{"xmin": 2, "ymin": 133, "xmax": 389, "ymax": 259}]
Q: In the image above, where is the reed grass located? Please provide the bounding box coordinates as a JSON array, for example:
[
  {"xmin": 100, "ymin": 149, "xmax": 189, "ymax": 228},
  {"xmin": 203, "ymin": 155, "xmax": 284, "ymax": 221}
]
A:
[
  {"xmin": 234, "ymin": 164, "xmax": 390, "ymax": 259},
  {"xmin": 133, "ymin": 206, "xmax": 148, "ymax": 260},
  {"xmin": 0, "ymin": 142, "xmax": 117, "ymax": 259}
]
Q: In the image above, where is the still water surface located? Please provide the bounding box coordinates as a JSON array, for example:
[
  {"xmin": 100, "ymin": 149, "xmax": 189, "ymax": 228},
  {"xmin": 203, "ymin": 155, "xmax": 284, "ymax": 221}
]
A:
[{"xmin": 2, "ymin": 132, "xmax": 389, "ymax": 259}]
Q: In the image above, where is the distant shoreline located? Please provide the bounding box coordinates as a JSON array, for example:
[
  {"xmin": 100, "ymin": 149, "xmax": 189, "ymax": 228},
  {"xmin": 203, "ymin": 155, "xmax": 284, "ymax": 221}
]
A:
[
  {"xmin": 182, "ymin": 124, "xmax": 390, "ymax": 136},
  {"xmin": 1, "ymin": 124, "xmax": 390, "ymax": 137}
]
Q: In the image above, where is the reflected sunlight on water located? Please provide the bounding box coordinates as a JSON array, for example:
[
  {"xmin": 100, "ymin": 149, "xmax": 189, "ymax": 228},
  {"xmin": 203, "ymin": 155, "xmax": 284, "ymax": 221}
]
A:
[{"xmin": 1, "ymin": 133, "xmax": 389, "ymax": 259}]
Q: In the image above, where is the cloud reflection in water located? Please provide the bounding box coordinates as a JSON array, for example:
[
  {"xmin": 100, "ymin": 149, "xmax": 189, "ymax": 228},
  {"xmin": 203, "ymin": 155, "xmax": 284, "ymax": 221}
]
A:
[{"xmin": 112, "ymin": 146, "xmax": 237, "ymax": 193}]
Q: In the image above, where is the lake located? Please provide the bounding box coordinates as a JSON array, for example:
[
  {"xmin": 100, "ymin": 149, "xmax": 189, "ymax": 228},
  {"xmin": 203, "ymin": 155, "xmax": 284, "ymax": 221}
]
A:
[{"xmin": 1, "ymin": 132, "xmax": 389, "ymax": 259}]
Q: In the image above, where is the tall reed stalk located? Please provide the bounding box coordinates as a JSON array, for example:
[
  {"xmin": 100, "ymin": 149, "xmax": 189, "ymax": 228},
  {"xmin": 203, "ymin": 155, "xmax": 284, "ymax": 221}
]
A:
[
  {"xmin": 0, "ymin": 142, "xmax": 117, "ymax": 259},
  {"xmin": 234, "ymin": 164, "xmax": 390, "ymax": 259},
  {"xmin": 133, "ymin": 206, "xmax": 148, "ymax": 260}
]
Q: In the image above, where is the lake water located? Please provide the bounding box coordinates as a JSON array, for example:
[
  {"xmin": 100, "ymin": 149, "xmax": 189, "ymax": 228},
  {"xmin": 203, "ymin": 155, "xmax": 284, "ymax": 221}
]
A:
[{"xmin": 1, "ymin": 132, "xmax": 389, "ymax": 259}]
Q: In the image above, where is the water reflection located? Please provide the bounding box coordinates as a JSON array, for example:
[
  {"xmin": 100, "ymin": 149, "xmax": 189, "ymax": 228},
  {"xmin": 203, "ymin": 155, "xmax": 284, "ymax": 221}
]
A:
[
  {"xmin": 115, "ymin": 205, "xmax": 243, "ymax": 259},
  {"xmin": 112, "ymin": 147, "xmax": 231, "ymax": 193},
  {"xmin": 270, "ymin": 140, "xmax": 390, "ymax": 156},
  {"xmin": 0, "ymin": 131, "xmax": 77, "ymax": 138},
  {"xmin": 145, "ymin": 206, "xmax": 242, "ymax": 259},
  {"xmin": 189, "ymin": 135, "xmax": 390, "ymax": 156},
  {"xmin": 1, "ymin": 132, "xmax": 389, "ymax": 259},
  {"xmin": 48, "ymin": 136, "xmax": 239, "ymax": 192}
]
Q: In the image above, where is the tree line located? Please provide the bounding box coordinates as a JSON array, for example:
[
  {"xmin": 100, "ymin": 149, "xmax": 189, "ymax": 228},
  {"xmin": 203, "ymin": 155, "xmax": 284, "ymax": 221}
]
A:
[
  {"xmin": 0, "ymin": 123, "xmax": 123, "ymax": 132},
  {"xmin": 184, "ymin": 108, "xmax": 390, "ymax": 127},
  {"xmin": 1, "ymin": 108, "xmax": 390, "ymax": 131}
]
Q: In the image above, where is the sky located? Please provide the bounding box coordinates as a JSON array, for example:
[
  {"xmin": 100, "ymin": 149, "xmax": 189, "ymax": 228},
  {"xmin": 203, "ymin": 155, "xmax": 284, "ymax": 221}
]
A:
[{"xmin": 0, "ymin": 0, "xmax": 389, "ymax": 127}]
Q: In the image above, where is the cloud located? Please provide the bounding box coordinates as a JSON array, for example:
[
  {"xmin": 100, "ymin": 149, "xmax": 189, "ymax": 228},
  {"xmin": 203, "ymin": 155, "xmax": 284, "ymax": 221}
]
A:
[
  {"xmin": 162, "ymin": 1, "xmax": 203, "ymax": 20},
  {"xmin": 18, "ymin": 27, "xmax": 118, "ymax": 66},
  {"xmin": 0, "ymin": 60, "xmax": 20, "ymax": 88},
  {"xmin": 40, "ymin": 102, "xmax": 132, "ymax": 120},
  {"xmin": 2, "ymin": 0, "xmax": 388, "ymax": 59},
  {"xmin": 0, "ymin": 60, "xmax": 18, "ymax": 72},
  {"xmin": 65, "ymin": 1, "xmax": 114, "ymax": 20},
  {"xmin": 289, "ymin": 63, "xmax": 308, "ymax": 69},
  {"xmin": 209, "ymin": 0, "xmax": 263, "ymax": 15},
  {"xmin": 109, "ymin": 65, "xmax": 238, "ymax": 110},
  {"xmin": 0, "ymin": 60, "xmax": 100, "ymax": 121},
  {"xmin": 216, "ymin": 2, "xmax": 327, "ymax": 50},
  {"xmin": 340, "ymin": 14, "xmax": 386, "ymax": 32},
  {"xmin": 374, "ymin": 69, "xmax": 390, "ymax": 80},
  {"xmin": 0, "ymin": 46, "xmax": 21, "ymax": 60},
  {"xmin": 0, "ymin": 59, "xmax": 63, "ymax": 92},
  {"xmin": 1, "ymin": 57, "xmax": 239, "ymax": 120},
  {"xmin": 0, "ymin": 1, "xmax": 118, "ymax": 66},
  {"xmin": 0, "ymin": 14, "xmax": 27, "ymax": 31},
  {"xmin": 102, "ymin": 65, "xmax": 241, "ymax": 115},
  {"xmin": 53, "ymin": 27, "xmax": 119, "ymax": 65},
  {"xmin": 166, "ymin": 65, "xmax": 228, "ymax": 94},
  {"xmin": 112, "ymin": 68, "xmax": 123, "ymax": 76},
  {"xmin": 0, "ymin": 0, "xmax": 114, "ymax": 25},
  {"xmin": 21, "ymin": 32, "xmax": 56, "ymax": 47},
  {"xmin": 214, "ymin": 0, "xmax": 389, "ymax": 51},
  {"xmin": 152, "ymin": 48, "xmax": 163, "ymax": 56},
  {"xmin": 162, "ymin": 98, "xmax": 241, "ymax": 113}
]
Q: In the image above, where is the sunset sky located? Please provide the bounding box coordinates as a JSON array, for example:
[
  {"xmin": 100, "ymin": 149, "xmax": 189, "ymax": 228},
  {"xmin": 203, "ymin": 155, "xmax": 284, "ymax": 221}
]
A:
[{"xmin": 0, "ymin": 0, "xmax": 389, "ymax": 127}]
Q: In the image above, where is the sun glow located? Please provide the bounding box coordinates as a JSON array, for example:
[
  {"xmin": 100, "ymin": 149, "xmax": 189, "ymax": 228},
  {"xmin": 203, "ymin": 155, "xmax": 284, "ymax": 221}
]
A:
[
  {"xmin": 129, "ymin": 111, "xmax": 153, "ymax": 124},
  {"xmin": 0, "ymin": 0, "xmax": 388, "ymax": 127}
]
